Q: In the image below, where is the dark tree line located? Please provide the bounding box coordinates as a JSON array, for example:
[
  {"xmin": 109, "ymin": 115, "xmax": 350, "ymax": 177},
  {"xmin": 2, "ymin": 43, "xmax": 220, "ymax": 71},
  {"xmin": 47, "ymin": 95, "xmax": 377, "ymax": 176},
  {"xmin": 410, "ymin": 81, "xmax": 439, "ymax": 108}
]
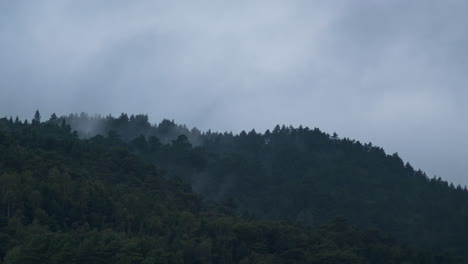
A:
[
  {"xmin": 52, "ymin": 112, "xmax": 468, "ymax": 259},
  {"xmin": 0, "ymin": 112, "xmax": 464, "ymax": 263}
]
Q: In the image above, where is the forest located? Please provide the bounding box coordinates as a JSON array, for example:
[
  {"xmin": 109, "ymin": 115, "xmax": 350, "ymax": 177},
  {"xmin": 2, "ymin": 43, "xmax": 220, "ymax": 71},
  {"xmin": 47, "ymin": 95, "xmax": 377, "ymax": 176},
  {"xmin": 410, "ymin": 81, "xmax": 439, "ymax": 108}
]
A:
[{"xmin": 0, "ymin": 111, "xmax": 465, "ymax": 263}]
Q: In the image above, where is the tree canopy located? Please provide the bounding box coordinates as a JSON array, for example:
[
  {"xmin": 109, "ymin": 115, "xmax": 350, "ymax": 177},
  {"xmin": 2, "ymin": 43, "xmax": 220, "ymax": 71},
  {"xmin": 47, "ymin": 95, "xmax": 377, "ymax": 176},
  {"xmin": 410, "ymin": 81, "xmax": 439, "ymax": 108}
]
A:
[
  {"xmin": 56, "ymin": 113, "xmax": 468, "ymax": 259},
  {"xmin": 0, "ymin": 113, "xmax": 464, "ymax": 263}
]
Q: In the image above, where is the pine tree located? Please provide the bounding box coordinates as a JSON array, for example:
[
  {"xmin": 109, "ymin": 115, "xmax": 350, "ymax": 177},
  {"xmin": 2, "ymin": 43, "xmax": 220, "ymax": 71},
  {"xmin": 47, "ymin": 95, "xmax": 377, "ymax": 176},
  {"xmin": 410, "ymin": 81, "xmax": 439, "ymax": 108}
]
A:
[
  {"xmin": 32, "ymin": 110, "xmax": 41, "ymax": 125},
  {"xmin": 50, "ymin": 113, "xmax": 58, "ymax": 121}
]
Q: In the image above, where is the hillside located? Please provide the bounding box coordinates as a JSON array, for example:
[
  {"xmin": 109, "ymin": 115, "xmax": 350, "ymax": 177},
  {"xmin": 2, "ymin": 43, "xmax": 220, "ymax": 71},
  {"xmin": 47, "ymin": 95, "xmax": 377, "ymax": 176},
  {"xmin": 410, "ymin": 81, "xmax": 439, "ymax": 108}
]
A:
[
  {"xmin": 0, "ymin": 115, "xmax": 461, "ymax": 263},
  {"xmin": 60, "ymin": 113, "xmax": 468, "ymax": 259}
]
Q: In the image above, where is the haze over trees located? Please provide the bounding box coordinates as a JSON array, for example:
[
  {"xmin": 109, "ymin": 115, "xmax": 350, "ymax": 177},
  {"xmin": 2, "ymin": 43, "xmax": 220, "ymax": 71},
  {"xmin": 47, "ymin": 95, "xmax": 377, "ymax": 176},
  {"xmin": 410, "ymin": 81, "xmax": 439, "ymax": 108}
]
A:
[
  {"xmin": 0, "ymin": 111, "xmax": 466, "ymax": 263},
  {"xmin": 62, "ymin": 113, "xmax": 468, "ymax": 258}
]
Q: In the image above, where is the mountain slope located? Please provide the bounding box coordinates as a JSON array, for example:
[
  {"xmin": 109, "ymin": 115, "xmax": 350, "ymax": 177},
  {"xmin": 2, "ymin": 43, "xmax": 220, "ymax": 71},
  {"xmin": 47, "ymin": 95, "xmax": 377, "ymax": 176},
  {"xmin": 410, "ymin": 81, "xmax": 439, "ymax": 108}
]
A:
[
  {"xmin": 0, "ymin": 116, "xmax": 460, "ymax": 263},
  {"xmin": 60, "ymin": 113, "xmax": 468, "ymax": 259}
]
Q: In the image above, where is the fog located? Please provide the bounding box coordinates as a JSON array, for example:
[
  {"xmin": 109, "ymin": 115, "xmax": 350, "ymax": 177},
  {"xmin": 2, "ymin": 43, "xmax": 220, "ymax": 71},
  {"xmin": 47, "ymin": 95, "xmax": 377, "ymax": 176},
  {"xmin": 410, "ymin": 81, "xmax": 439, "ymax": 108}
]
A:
[{"xmin": 1, "ymin": 0, "xmax": 467, "ymax": 185}]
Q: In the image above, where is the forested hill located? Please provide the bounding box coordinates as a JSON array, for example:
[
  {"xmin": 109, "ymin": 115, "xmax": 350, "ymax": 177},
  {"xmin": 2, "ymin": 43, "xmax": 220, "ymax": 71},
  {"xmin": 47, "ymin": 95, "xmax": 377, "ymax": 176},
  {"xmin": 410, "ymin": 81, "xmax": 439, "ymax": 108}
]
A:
[
  {"xmin": 57, "ymin": 112, "xmax": 468, "ymax": 259},
  {"xmin": 1, "ymin": 115, "xmax": 461, "ymax": 263}
]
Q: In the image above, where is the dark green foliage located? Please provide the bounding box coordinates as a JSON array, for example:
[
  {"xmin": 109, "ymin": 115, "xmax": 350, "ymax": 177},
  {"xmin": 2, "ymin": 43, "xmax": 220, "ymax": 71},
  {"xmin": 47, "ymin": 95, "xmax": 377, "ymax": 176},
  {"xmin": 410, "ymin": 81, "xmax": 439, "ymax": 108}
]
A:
[
  {"xmin": 0, "ymin": 115, "xmax": 463, "ymax": 263},
  {"xmin": 32, "ymin": 110, "xmax": 41, "ymax": 125},
  {"xmin": 58, "ymin": 113, "xmax": 468, "ymax": 260}
]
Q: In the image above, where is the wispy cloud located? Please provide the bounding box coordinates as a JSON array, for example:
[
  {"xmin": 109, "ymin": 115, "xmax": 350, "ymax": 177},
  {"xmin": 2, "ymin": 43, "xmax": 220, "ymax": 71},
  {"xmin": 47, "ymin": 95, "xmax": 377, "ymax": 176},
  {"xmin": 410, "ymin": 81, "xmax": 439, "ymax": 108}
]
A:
[{"xmin": 1, "ymin": 0, "xmax": 467, "ymax": 184}]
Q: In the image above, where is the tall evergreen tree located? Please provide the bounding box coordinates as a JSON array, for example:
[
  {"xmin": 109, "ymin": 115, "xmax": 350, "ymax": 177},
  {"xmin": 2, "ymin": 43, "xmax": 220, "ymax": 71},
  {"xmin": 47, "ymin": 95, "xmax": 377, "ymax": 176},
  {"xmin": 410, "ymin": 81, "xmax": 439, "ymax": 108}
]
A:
[
  {"xmin": 32, "ymin": 110, "xmax": 41, "ymax": 125},
  {"xmin": 49, "ymin": 113, "xmax": 58, "ymax": 121}
]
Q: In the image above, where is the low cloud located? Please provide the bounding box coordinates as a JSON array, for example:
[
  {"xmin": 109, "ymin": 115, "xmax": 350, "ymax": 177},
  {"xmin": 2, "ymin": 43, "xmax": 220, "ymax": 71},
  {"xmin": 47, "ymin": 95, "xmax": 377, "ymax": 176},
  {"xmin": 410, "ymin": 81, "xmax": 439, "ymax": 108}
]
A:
[{"xmin": 1, "ymin": 0, "xmax": 467, "ymax": 184}]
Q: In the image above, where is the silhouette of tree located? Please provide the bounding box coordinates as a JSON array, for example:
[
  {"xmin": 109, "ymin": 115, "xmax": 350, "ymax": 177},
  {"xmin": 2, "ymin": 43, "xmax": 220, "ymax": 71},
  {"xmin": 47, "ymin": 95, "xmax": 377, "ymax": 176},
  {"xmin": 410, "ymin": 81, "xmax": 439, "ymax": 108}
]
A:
[{"xmin": 32, "ymin": 110, "xmax": 41, "ymax": 125}]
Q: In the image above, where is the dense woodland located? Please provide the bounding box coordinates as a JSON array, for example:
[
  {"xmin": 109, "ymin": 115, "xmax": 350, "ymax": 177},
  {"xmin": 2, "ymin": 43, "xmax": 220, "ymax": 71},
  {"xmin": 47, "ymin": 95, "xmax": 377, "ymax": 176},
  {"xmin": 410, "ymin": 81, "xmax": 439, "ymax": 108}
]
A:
[
  {"xmin": 60, "ymin": 113, "xmax": 468, "ymax": 258},
  {"xmin": 0, "ymin": 112, "xmax": 465, "ymax": 263}
]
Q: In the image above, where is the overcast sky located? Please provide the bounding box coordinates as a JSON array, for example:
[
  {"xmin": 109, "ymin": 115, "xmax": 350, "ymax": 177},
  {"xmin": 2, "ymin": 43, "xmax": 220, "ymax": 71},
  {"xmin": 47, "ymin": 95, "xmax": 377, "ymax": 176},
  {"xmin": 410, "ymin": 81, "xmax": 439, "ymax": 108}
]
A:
[{"xmin": 1, "ymin": 0, "xmax": 467, "ymax": 185}]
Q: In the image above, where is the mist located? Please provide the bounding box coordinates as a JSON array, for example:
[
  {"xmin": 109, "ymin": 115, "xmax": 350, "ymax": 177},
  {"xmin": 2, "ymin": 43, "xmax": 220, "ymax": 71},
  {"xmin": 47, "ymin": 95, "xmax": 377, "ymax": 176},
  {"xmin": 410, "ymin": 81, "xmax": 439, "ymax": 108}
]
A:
[{"xmin": 1, "ymin": 0, "xmax": 467, "ymax": 185}]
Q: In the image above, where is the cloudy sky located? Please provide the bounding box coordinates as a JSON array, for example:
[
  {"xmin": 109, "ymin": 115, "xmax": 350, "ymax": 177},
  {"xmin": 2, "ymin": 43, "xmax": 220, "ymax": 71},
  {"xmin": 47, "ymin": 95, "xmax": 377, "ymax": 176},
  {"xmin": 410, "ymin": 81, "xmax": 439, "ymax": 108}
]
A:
[{"xmin": 1, "ymin": 0, "xmax": 467, "ymax": 185}]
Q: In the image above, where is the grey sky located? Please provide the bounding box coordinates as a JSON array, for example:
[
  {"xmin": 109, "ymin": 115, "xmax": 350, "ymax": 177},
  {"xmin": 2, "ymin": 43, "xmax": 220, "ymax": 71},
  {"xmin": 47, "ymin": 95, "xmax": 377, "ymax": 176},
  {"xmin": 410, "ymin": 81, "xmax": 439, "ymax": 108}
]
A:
[{"xmin": 1, "ymin": 1, "xmax": 467, "ymax": 185}]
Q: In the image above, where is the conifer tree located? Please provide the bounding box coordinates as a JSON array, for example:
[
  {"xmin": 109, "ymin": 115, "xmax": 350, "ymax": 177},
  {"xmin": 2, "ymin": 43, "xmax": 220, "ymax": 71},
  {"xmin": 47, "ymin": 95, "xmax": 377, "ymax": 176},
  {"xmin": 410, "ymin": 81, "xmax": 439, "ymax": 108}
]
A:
[
  {"xmin": 49, "ymin": 113, "xmax": 58, "ymax": 121},
  {"xmin": 32, "ymin": 110, "xmax": 41, "ymax": 125}
]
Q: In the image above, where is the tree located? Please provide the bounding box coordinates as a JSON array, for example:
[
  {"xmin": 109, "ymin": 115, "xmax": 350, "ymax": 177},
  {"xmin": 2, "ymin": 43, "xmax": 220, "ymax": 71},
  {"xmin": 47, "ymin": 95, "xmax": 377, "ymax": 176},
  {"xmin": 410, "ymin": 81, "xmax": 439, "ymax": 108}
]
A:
[
  {"xmin": 332, "ymin": 132, "xmax": 339, "ymax": 140},
  {"xmin": 49, "ymin": 113, "xmax": 58, "ymax": 121},
  {"xmin": 32, "ymin": 110, "xmax": 41, "ymax": 125}
]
